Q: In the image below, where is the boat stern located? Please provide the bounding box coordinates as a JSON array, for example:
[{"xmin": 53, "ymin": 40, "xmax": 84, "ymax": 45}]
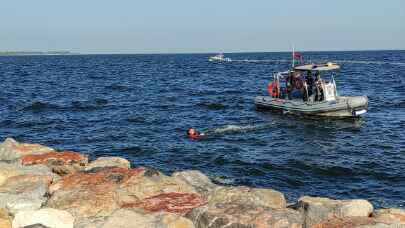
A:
[{"xmin": 347, "ymin": 96, "xmax": 368, "ymax": 117}]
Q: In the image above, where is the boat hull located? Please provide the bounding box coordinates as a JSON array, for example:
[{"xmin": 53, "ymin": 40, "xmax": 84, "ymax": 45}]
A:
[{"xmin": 255, "ymin": 96, "xmax": 368, "ymax": 118}]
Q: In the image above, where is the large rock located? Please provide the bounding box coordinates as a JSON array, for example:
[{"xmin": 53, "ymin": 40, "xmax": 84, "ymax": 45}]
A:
[
  {"xmin": 187, "ymin": 203, "xmax": 302, "ymax": 228},
  {"xmin": 6, "ymin": 197, "xmax": 44, "ymax": 216},
  {"xmin": 295, "ymin": 196, "xmax": 373, "ymax": 228},
  {"xmin": 312, "ymin": 216, "xmax": 405, "ymax": 228},
  {"xmin": 116, "ymin": 168, "xmax": 199, "ymax": 204},
  {"xmin": 0, "ymin": 208, "xmax": 11, "ymax": 228},
  {"xmin": 0, "ymin": 174, "xmax": 52, "ymax": 194},
  {"xmin": 12, "ymin": 208, "xmax": 74, "ymax": 228},
  {"xmin": 21, "ymin": 151, "xmax": 88, "ymax": 176},
  {"xmin": 0, "ymin": 161, "xmax": 57, "ymax": 186},
  {"xmin": 47, "ymin": 167, "xmax": 144, "ymax": 218},
  {"xmin": 172, "ymin": 170, "xmax": 217, "ymax": 199},
  {"xmin": 373, "ymin": 208, "xmax": 405, "ymax": 224},
  {"xmin": 48, "ymin": 167, "xmax": 144, "ymax": 194},
  {"xmin": 122, "ymin": 192, "xmax": 205, "ymax": 215},
  {"xmin": 73, "ymin": 217, "xmax": 107, "ymax": 228},
  {"xmin": 207, "ymin": 186, "xmax": 286, "ymax": 209},
  {"xmin": 0, "ymin": 174, "xmax": 51, "ymax": 213},
  {"xmin": 100, "ymin": 209, "xmax": 194, "ymax": 228},
  {"xmin": 0, "ymin": 138, "xmax": 54, "ymax": 161},
  {"xmin": 85, "ymin": 156, "xmax": 130, "ymax": 171}
]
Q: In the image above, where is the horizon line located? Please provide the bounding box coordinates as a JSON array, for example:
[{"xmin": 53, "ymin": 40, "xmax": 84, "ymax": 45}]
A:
[{"xmin": 0, "ymin": 48, "xmax": 404, "ymax": 56}]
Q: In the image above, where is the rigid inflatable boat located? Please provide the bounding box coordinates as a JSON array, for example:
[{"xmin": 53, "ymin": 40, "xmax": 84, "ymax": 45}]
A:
[{"xmin": 255, "ymin": 62, "xmax": 368, "ymax": 118}]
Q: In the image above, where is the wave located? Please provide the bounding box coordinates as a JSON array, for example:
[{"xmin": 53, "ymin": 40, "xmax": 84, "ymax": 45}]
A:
[
  {"xmin": 70, "ymin": 100, "xmax": 107, "ymax": 111},
  {"xmin": 105, "ymin": 84, "xmax": 131, "ymax": 92},
  {"xmin": 208, "ymin": 122, "xmax": 274, "ymax": 135},
  {"xmin": 22, "ymin": 101, "xmax": 60, "ymax": 112},
  {"xmin": 21, "ymin": 99, "xmax": 109, "ymax": 113},
  {"xmin": 286, "ymin": 159, "xmax": 403, "ymax": 181},
  {"xmin": 380, "ymin": 100, "xmax": 405, "ymax": 109},
  {"xmin": 196, "ymin": 102, "xmax": 226, "ymax": 110}
]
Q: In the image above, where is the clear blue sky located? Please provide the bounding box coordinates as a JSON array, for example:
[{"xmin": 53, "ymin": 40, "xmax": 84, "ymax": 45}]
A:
[{"xmin": 1, "ymin": 0, "xmax": 404, "ymax": 53}]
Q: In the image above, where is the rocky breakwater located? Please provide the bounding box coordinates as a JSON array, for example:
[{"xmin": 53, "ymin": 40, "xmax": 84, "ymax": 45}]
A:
[{"xmin": 0, "ymin": 138, "xmax": 403, "ymax": 228}]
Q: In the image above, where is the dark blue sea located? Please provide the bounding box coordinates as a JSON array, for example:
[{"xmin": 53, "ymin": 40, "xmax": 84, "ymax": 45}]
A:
[{"xmin": 1, "ymin": 51, "xmax": 404, "ymax": 208}]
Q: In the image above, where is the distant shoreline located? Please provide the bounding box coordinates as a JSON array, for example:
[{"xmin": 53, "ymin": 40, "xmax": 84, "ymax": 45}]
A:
[
  {"xmin": 0, "ymin": 51, "xmax": 74, "ymax": 56},
  {"xmin": 0, "ymin": 49, "xmax": 403, "ymax": 56}
]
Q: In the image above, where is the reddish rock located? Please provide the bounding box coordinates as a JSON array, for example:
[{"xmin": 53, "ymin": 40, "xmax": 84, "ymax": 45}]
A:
[
  {"xmin": 21, "ymin": 151, "xmax": 89, "ymax": 176},
  {"xmin": 122, "ymin": 192, "xmax": 206, "ymax": 215},
  {"xmin": 116, "ymin": 169, "xmax": 200, "ymax": 204},
  {"xmin": 48, "ymin": 183, "xmax": 119, "ymax": 219},
  {"xmin": 49, "ymin": 167, "xmax": 144, "ymax": 194},
  {"xmin": 21, "ymin": 151, "xmax": 88, "ymax": 166},
  {"xmin": 47, "ymin": 167, "xmax": 145, "ymax": 218}
]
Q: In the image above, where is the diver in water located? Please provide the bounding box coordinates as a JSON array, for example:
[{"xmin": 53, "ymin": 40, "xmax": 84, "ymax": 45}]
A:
[{"xmin": 187, "ymin": 128, "xmax": 206, "ymax": 140}]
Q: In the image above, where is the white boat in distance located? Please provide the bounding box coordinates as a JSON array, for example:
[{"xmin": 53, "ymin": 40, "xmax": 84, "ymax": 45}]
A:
[{"xmin": 208, "ymin": 53, "xmax": 231, "ymax": 62}]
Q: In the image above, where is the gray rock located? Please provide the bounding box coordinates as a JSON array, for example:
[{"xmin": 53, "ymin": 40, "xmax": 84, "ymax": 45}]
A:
[
  {"xmin": 0, "ymin": 161, "xmax": 59, "ymax": 185},
  {"xmin": 295, "ymin": 196, "xmax": 373, "ymax": 228},
  {"xmin": 0, "ymin": 138, "xmax": 54, "ymax": 161},
  {"xmin": 372, "ymin": 208, "xmax": 405, "ymax": 225},
  {"xmin": 172, "ymin": 170, "xmax": 217, "ymax": 198},
  {"xmin": 22, "ymin": 224, "xmax": 50, "ymax": 228},
  {"xmin": 100, "ymin": 209, "xmax": 194, "ymax": 228},
  {"xmin": 12, "ymin": 208, "xmax": 74, "ymax": 228},
  {"xmin": 187, "ymin": 203, "xmax": 302, "ymax": 228},
  {"xmin": 311, "ymin": 216, "xmax": 405, "ymax": 228},
  {"xmin": 73, "ymin": 217, "xmax": 107, "ymax": 228},
  {"xmin": 6, "ymin": 197, "xmax": 44, "ymax": 215},
  {"xmin": 207, "ymin": 186, "xmax": 286, "ymax": 209},
  {"xmin": 0, "ymin": 173, "xmax": 51, "ymax": 213},
  {"xmin": 85, "ymin": 157, "xmax": 130, "ymax": 171}
]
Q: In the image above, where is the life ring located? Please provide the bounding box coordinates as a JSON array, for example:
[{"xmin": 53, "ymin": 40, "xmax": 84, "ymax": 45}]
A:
[{"xmin": 267, "ymin": 81, "xmax": 280, "ymax": 98}]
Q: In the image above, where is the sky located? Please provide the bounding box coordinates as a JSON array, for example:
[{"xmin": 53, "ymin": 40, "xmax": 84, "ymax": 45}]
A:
[{"xmin": 1, "ymin": 0, "xmax": 404, "ymax": 53}]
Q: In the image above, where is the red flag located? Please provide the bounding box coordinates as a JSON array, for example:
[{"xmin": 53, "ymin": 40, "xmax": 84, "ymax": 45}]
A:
[{"xmin": 293, "ymin": 52, "xmax": 302, "ymax": 60}]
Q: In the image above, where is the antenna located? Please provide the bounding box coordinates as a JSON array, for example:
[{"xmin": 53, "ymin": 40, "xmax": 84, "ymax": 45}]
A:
[{"xmin": 292, "ymin": 44, "xmax": 295, "ymax": 68}]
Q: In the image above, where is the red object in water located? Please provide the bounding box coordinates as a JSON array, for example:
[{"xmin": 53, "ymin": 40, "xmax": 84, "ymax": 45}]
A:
[{"xmin": 187, "ymin": 128, "xmax": 200, "ymax": 140}]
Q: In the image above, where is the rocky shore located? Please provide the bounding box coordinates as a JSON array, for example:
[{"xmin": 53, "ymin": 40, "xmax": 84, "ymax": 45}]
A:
[{"xmin": 0, "ymin": 138, "xmax": 403, "ymax": 228}]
